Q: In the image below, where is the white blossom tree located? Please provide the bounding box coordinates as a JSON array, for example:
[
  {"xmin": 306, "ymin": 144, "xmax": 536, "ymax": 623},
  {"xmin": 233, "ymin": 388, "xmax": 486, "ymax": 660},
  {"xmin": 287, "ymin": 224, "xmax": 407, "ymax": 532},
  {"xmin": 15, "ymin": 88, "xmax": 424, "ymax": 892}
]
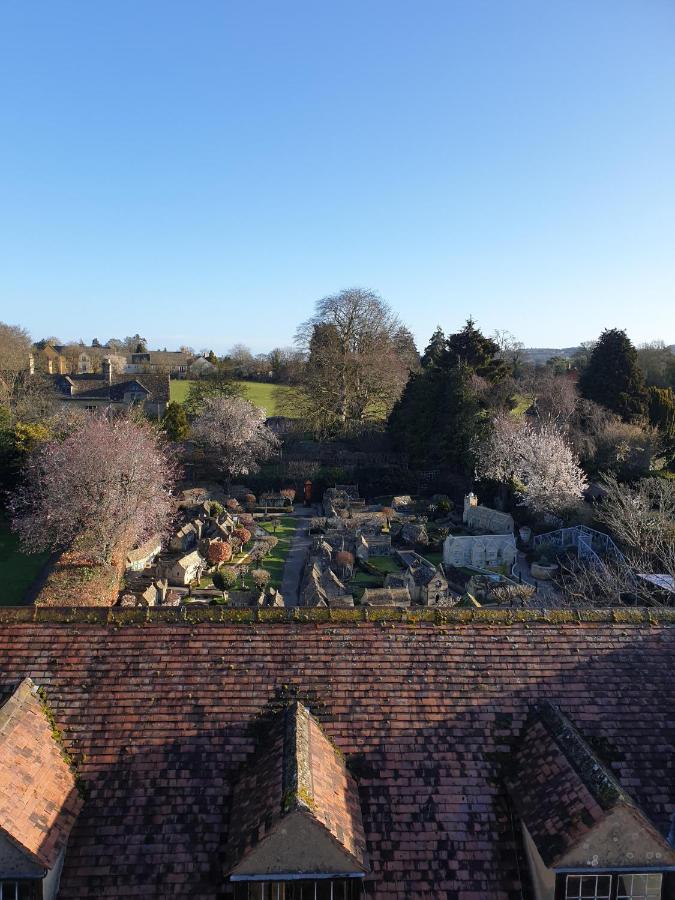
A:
[
  {"xmin": 476, "ymin": 414, "xmax": 587, "ymax": 514},
  {"xmin": 10, "ymin": 412, "xmax": 177, "ymax": 562},
  {"xmin": 191, "ymin": 395, "xmax": 279, "ymax": 490}
]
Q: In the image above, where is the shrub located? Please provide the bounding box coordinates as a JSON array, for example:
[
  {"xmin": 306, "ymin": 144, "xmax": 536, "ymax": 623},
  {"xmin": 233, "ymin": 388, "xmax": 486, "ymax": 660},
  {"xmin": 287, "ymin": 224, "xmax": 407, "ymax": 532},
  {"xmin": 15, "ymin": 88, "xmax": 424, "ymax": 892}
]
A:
[
  {"xmin": 213, "ymin": 568, "xmax": 237, "ymax": 590},
  {"xmin": 233, "ymin": 526, "xmax": 252, "ymax": 547},
  {"xmin": 209, "ymin": 501, "xmax": 224, "ymax": 517},
  {"xmin": 251, "ymin": 568, "xmax": 271, "ymax": 589},
  {"xmin": 206, "ymin": 540, "xmax": 232, "ymax": 567}
]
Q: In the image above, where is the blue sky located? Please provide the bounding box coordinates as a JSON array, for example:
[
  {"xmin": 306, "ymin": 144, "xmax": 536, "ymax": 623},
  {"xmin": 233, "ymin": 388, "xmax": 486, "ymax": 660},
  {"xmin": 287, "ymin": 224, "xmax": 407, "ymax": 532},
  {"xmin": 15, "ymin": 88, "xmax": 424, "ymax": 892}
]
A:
[{"xmin": 1, "ymin": 0, "xmax": 674, "ymax": 353}]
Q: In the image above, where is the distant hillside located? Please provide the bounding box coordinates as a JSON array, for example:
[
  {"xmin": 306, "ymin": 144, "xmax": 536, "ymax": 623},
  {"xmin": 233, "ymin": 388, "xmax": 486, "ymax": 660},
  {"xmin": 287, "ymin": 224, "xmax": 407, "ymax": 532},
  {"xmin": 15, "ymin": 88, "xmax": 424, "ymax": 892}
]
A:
[
  {"xmin": 522, "ymin": 347, "xmax": 580, "ymax": 365},
  {"xmin": 523, "ymin": 344, "xmax": 675, "ymax": 365}
]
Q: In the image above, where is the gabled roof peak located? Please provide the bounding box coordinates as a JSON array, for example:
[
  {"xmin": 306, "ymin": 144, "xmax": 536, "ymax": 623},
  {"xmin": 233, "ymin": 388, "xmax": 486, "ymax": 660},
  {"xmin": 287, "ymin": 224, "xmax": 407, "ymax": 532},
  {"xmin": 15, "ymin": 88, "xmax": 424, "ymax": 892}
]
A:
[
  {"xmin": 227, "ymin": 700, "xmax": 367, "ymax": 878},
  {"xmin": 0, "ymin": 678, "xmax": 82, "ymax": 869}
]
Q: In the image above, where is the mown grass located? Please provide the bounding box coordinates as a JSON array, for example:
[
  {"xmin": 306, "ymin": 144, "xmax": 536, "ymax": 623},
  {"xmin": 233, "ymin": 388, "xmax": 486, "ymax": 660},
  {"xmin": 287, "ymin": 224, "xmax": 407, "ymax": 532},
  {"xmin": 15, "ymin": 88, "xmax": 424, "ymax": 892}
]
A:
[
  {"xmin": 170, "ymin": 380, "xmax": 298, "ymax": 417},
  {"xmin": 257, "ymin": 517, "xmax": 298, "ymax": 587},
  {"xmin": 367, "ymin": 555, "xmax": 403, "ymax": 574},
  {"xmin": 0, "ymin": 519, "xmax": 49, "ymax": 606}
]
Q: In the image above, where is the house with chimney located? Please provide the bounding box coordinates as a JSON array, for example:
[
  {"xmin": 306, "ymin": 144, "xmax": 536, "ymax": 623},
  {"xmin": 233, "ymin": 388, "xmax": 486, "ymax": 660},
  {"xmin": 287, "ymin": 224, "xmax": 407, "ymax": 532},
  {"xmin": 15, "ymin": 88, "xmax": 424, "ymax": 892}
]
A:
[{"xmin": 51, "ymin": 358, "xmax": 170, "ymax": 416}]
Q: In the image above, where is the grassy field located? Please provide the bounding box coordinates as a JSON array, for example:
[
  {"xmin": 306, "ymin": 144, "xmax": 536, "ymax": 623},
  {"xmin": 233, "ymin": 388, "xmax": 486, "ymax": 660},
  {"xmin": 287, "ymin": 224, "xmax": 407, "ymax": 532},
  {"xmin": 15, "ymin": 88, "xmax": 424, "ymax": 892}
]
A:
[
  {"xmin": 0, "ymin": 519, "xmax": 49, "ymax": 606},
  {"xmin": 170, "ymin": 380, "xmax": 298, "ymax": 417}
]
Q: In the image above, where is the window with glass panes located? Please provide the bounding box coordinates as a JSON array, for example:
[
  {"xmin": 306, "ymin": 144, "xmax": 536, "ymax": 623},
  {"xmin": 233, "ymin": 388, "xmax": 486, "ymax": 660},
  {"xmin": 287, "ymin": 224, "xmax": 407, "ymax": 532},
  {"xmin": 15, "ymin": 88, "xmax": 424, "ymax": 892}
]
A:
[
  {"xmin": 0, "ymin": 882, "xmax": 40, "ymax": 900},
  {"xmin": 562, "ymin": 873, "xmax": 663, "ymax": 900},
  {"xmin": 233, "ymin": 879, "xmax": 362, "ymax": 899}
]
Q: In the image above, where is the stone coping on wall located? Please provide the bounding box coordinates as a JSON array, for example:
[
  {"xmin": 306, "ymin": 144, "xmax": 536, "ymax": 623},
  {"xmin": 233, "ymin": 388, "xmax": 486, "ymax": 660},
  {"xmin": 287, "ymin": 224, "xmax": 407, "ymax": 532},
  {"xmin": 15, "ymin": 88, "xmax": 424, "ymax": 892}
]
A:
[{"xmin": 0, "ymin": 605, "xmax": 673, "ymax": 627}]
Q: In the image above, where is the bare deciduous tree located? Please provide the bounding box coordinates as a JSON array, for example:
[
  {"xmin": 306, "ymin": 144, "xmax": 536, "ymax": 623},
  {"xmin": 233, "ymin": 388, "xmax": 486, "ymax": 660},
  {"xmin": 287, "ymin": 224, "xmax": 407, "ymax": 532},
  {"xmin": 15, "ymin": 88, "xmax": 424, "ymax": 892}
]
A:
[
  {"xmin": 191, "ymin": 396, "xmax": 279, "ymax": 489},
  {"xmin": 10, "ymin": 413, "xmax": 177, "ymax": 563},
  {"xmin": 292, "ymin": 288, "xmax": 418, "ymax": 437},
  {"xmin": 476, "ymin": 414, "xmax": 587, "ymax": 514}
]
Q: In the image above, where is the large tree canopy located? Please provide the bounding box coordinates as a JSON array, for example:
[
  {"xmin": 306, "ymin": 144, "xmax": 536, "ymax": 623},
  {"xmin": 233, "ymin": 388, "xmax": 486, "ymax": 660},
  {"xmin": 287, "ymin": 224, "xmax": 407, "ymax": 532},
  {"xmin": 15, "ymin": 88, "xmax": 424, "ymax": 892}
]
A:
[
  {"xmin": 191, "ymin": 395, "xmax": 279, "ymax": 486},
  {"xmin": 10, "ymin": 413, "xmax": 176, "ymax": 563},
  {"xmin": 388, "ymin": 319, "xmax": 509, "ymax": 474},
  {"xmin": 579, "ymin": 328, "xmax": 647, "ymax": 422},
  {"xmin": 293, "ymin": 288, "xmax": 418, "ymax": 438},
  {"xmin": 475, "ymin": 414, "xmax": 587, "ymax": 515}
]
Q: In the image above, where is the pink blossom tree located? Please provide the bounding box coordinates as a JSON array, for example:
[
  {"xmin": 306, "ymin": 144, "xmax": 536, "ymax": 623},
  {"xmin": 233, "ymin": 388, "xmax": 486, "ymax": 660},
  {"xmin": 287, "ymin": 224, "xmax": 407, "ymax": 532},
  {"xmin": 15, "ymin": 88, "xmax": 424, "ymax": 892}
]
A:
[
  {"xmin": 10, "ymin": 412, "xmax": 177, "ymax": 563},
  {"xmin": 191, "ymin": 396, "xmax": 279, "ymax": 490},
  {"xmin": 476, "ymin": 414, "xmax": 587, "ymax": 515}
]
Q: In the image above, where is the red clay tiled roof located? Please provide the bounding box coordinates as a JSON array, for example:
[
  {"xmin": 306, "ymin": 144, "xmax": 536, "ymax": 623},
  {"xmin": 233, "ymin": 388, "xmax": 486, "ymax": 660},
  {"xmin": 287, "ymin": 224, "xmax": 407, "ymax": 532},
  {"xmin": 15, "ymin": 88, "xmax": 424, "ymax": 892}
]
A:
[
  {"xmin": 227, "ymin": 701, "xmax": 367, "ymax": 875},
  {"xmin": 0, "ymin": 611, "xmax": 672, "ymax": 898},
  {"xmin": 0, "ymin": 677, "xmax": 82, "ymax": 869}
]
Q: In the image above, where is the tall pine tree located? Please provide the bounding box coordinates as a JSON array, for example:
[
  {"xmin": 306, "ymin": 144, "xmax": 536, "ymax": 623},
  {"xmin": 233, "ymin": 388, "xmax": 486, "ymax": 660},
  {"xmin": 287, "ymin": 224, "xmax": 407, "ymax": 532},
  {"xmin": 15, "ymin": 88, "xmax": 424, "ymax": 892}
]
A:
[{"xmin": 579, "ymin": 329, "xmax": 647, "ymax": 422}]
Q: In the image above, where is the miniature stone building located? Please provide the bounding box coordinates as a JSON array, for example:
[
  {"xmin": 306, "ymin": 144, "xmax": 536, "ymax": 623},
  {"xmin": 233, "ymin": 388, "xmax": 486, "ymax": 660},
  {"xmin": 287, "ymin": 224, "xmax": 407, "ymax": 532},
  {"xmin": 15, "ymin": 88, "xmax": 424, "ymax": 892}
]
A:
[
  {"xmin": 463, "ymin": 492, "xmax": 514, "ymax": 534},
  {"xmin": 443, "ymin": 532, "xmax": 517, "ymax": 570}
]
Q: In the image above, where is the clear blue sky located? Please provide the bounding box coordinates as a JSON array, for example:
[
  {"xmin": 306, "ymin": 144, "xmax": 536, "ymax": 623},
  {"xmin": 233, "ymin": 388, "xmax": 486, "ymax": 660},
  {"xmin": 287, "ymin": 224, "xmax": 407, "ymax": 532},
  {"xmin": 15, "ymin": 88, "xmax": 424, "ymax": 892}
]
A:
[{"xmin": 1, "ymin": 0, "xmax": 674, "ymax": 354}]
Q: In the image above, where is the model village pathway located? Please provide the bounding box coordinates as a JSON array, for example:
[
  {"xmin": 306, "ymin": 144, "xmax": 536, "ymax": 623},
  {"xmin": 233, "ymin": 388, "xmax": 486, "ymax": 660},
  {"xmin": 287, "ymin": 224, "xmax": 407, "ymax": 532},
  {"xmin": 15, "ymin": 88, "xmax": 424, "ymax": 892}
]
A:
[{"xmin": 279, "ymin": 506, "xmax": 315, "ymax": 606}]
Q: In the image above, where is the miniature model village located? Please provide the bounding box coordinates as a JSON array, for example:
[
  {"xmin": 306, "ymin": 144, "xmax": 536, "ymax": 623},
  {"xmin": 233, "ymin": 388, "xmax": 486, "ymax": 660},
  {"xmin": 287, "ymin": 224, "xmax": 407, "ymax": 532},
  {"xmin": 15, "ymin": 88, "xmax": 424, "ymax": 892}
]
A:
[{"xmin": 116, "ymin": 483, "xmax": 548, "ymax": 611}]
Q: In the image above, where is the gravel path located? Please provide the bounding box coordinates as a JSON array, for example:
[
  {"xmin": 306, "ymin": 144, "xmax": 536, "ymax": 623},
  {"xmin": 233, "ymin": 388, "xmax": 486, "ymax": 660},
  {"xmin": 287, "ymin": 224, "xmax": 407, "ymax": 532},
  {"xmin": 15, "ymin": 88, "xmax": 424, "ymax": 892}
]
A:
[{"xmin": 279, "ymin": 507, "xmax": 315, "ymax": 605}]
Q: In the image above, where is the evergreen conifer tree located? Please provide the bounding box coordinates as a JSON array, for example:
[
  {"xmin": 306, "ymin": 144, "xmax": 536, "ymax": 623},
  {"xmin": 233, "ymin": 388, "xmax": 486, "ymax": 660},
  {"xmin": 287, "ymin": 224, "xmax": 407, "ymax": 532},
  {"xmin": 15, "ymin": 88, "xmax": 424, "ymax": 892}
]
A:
[{"xmin": 579, "ymin": 329, "xmax": 647, "ymax": 422}]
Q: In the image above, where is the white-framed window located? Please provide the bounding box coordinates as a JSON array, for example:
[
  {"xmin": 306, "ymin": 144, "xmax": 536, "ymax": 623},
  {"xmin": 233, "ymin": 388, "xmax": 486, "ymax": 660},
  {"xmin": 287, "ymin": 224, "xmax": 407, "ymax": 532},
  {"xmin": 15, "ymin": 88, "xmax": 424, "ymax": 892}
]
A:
[
  {"xmin": 616, "ymin": 874, "xmax": 662, "ymax": 900},
  {"xmin": 563, "ymin": 873, "xmax": 663, "ymax": 900},
  {"xmin": 565, "ymin": 875, "xmax": 612, "ymax": 899},
  {"xmin": 234, "ymin": 880, "xmax": 361, "ymax": 900}
]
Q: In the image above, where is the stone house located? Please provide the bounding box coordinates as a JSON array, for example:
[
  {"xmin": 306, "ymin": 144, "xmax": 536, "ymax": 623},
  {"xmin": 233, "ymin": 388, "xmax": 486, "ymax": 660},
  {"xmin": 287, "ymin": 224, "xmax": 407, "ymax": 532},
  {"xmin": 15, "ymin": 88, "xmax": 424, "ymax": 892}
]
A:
[
  {"xmin": 31, "ymin": 343, "xmax": 68, "ymax": 375},
  {"xmin": 299, "ymin": 559, "xmax": 352, "ymax": 608},
  {"xmin": 170, "ymin": 521, "xmax": 201, "ymax": 553},
  {"xmin": 127, "ymin": 350, "xmax": 192, "ymax": 375},
  {"xmin": 362, "ymin": 586, "xmax": 411, "ymax": 607},
  {"xmin": 444, "ymin": 532, "xmax": 518, "ymax": 570},
  {"xmin": 166, "ymin": 550, "xmax": 205, "ymax": 586},
  {"xmin": 401, "ymin": 554, "xmax": 451, "ymax": 605},
  {"xmin": 463, "ymin": 492, "xmax": 514, "ymax": 534},
  {"xmin": 52, "ymin": 360, "xmax": 170, "ymax": 417},
  {"xmin": 125, "ymin": 534, "xmax": 162, "ymax": 572}
]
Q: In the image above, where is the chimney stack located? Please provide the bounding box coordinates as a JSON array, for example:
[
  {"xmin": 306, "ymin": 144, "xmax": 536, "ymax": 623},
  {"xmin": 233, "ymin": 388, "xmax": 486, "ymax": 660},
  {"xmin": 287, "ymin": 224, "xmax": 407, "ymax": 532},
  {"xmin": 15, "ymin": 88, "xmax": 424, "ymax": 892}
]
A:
[{"xmin": 102, "ymin": 357, "xmax": 113, "ymax": 384}]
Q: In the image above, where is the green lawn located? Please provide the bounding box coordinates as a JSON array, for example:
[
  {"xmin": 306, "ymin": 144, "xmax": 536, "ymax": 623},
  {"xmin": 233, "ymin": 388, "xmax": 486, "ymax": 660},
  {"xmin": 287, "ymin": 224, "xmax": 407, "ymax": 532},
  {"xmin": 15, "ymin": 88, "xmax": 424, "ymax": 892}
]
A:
[
  {"xmin": 170, "ymin": 380, "xmax": 298, "ymax": 417},
  {"xmin": 0, "ymin": 520, "xmax": 49, "ymax": 606},
  {"xmin": 367, "ymin": 555, "xmax": 403, "ymax": 574},
  {"xmin": 257, "ymin": 517, "xmax": 298, "ymax": 587},
  {"xmin": 423, "ymin": 551, "xmax": 443, "ymax": 567}
]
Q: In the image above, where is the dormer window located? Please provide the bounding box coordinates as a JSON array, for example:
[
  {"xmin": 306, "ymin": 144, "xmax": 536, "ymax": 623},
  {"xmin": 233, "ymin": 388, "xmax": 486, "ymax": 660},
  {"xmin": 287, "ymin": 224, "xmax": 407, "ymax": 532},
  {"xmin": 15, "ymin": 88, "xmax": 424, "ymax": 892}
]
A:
[
  {"xmin": 0, "ymin": 882, "xmax": 40, "ymax": 900},
  {"xmin": 233, "ymin": 880, "xmax": 362, "ymax": 899},
  {"xmin": 507, "ymin": 703, "xmax": 674, "ymax": 900},
  {"xmin": 561, "ymin": 872, "xmax": 662, "ymax": 899},
  {"xmin": 226, "ymin": 702, "xmax": 368, "ymax": 893},
  {"xmin": 0, "ymin": 679, "xmax": 82, "ymax": 900}
]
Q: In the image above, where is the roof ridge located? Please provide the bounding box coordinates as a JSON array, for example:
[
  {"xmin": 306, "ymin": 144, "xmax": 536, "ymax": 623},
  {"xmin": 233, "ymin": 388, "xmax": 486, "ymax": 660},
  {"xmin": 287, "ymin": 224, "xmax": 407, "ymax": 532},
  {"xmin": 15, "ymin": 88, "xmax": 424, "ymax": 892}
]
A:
[
  {"xmin": 536, "ymin": 702, "xmax": 627, "ymax": 811},
  {"xmin": 2, "ymin": 606, "xmax": 674, "ymax": 626},
  {"xmin": 281, "ymin": 701, "xmax": 315, "ymax": 814}
]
